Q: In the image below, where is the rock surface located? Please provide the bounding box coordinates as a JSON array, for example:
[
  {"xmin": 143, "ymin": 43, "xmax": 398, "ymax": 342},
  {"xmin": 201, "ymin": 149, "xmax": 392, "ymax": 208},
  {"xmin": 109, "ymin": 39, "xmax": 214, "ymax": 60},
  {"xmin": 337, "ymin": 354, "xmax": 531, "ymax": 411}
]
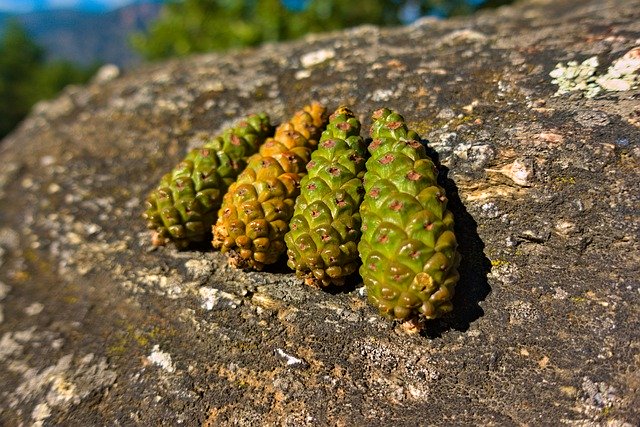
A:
[{"xmin": 1, "ymin": 0, "xmax": 639, "ymax": 424}]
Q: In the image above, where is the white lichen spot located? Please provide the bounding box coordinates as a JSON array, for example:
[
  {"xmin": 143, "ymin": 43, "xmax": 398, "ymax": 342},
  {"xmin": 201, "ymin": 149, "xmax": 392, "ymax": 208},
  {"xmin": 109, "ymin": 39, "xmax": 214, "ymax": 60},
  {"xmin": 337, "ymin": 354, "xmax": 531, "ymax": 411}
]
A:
[
  {"xmin": 0, "ymin": 280, "xmax": 9, "ymax": 300},
  {"xmin": 481, "ymin": 202, "xmax": 501, "ymax": 219},
  {"xmin": 295, "ymin": 69, "xmax": 311, "ymax": 80},
  {"xmin": 371, "ymin": 89, "xmax": 394, "ymax": 102},
  {"xmin": 185, "ymin": 258, "xmax": 214, "ymax": 282},
  {"xmin": 199, "ymin": 287, "xmax": 220, "ymax": 311},
  {"xmin": 31, "ymin": 402, "xmax": 51, "ymax": 426},
  {"xmin": 84, "ymin": 223, "xmax": 101, "ymax": 235},
  {"xmin": 453, "ymin": 141, "xmax": 472, "ymax": 160},
  {"xmin": 407, "ymin": 384, "xmax": 430, "ymax": 399},
  {"xmin": 507, "ymin": 301, "xmax": 540, "ymax": 325},
  {"xmin": 39, "ymin": 156, "xmax": 56, "ymax": 167},
  {"xmin": 125, "ymin": 197, "xmax": 140, "ymax": 210},
  {"xmin": 9, "ymin": 352, "xmax": 116, "ymax": 412},
  {"xmin": 555, "ymin": 220, "xmax": 577, "ymax": 237},
  {"xmin": 200, "ymin": 286, "xmax": 241, "ymax": 310},
  {"xmin": 65, "ymin": 232, "xmax": 82, "ymax": 245},
  {"xmin": 25, "ymin": 302, "xmax": 44, "ymax": 316},
  {"xmin": 148, "ymin": 345, "xmax": 176, "ymax": 373},
  {"xmin": 47, "ymin": 377, "xmax": 78, "ymax": 406},
  {"xmin": 0, "ymin": 227, "xmax": 20, "ymax": 250},
  {"xmin": 553, "ymin": 287, "xmax": 569, "ymax": 300},
  {"xmin": 300, "ymin": 48, "xmax": 335, "ymax": 68},
  {"xmin": 47, "ymin": 183, "xmax": 61, "ymax": 194},
  {"xmin": 138, "ymin": 272, "xmax": 186, "ymax": 298},
  {"xmin": 275, "ymin": 348, "xmax": 306, "ymax": 367}
]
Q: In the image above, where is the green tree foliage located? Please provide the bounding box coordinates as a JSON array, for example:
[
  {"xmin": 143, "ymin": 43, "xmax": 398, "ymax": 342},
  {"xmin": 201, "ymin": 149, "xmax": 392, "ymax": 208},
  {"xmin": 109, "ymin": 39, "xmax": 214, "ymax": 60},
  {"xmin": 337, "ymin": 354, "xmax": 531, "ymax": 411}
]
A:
[
  {"xmin": 0, "ymin": 20, "xmax": 42, "ymax": 138},
  {"xmin": 132, "ymin": 0, "xmax": 290, "ymax": 58},
  {"xmin": 0, "ymin": 20, "xmax": 96, "ymax": 139},
  {"xmin": 133, "ymin": 0, "xmax": 512, "ymax": 60}
]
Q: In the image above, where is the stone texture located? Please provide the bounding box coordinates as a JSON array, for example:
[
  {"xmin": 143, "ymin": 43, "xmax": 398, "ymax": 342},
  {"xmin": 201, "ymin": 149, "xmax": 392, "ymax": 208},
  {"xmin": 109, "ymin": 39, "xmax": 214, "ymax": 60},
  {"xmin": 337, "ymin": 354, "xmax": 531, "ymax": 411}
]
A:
[{"xmin": 0, "ymin": 0, "xmax": 639, "ymax": 425}]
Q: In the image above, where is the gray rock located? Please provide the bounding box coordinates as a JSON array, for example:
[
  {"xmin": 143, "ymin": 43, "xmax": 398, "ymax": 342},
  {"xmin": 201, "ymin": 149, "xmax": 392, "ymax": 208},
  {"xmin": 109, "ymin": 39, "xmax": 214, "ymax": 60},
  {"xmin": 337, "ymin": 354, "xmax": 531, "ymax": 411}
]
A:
[{"xmin": 0, "ymin": 0, "xmax": 639, "ymax": 425}]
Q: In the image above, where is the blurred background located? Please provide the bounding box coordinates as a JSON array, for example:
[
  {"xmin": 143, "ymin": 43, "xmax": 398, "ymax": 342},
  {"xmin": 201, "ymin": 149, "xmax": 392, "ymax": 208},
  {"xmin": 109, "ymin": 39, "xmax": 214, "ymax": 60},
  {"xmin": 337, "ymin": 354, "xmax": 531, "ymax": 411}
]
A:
[{"xmin": 0, "ymin": 0, "xmax": 513, "ymax": 139}]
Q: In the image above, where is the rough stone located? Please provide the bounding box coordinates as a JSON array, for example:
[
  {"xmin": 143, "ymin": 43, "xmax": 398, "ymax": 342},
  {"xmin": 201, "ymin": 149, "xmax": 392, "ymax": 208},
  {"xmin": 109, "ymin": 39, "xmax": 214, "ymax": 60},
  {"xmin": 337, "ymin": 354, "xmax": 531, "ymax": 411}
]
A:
[{"xmin": 0, "ymin": 0, "xmax": 639, "ymax": 425}]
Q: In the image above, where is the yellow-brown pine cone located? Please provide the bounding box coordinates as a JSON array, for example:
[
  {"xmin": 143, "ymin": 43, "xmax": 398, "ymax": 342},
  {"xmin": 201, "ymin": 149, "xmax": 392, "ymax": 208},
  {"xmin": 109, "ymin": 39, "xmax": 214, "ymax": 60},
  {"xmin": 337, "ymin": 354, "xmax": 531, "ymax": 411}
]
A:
[{"xmin": 212, "ymin": 103, "xmax": 328, "ymax": 270}]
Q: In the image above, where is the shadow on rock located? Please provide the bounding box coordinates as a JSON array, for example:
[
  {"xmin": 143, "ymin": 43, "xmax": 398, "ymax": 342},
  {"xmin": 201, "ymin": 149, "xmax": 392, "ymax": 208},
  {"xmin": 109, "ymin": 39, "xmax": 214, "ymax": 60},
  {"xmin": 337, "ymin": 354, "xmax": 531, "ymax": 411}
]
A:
[
  {"xmin": 256, "ymin": 256, "xmax": 291, "ymax": 274},
  {"xmin": 263, "ymin": 257, "xmax": 361, "ymax": 295},
  {"xmin": 421, "ymin": 145, "xmax": 492, "ymax": 338},
  {"xmin": 324, "ymin": 274, "xmax": 360, "ymax": 295}
]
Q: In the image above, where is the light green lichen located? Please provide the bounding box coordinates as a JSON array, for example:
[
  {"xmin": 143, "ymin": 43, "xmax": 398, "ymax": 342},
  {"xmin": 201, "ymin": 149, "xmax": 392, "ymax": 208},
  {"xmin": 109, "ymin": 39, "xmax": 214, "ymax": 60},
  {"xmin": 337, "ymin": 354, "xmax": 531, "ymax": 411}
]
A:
[
  {"xmin": 550, "ymin": 56, "xmax": 601, "ymax": 98},
  {"xmin": 550, "ymin": 47, "xmax": 640, "ymax": 98},
  {"xmin": 596, "ymin": 48, "xmax": 640, "ymax": 92}
]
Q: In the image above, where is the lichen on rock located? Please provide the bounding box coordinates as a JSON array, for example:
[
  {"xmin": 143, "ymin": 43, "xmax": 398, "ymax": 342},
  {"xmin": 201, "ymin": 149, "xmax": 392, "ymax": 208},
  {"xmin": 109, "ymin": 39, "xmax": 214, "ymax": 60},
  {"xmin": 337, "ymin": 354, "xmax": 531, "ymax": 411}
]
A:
[
  {"xmin": 549, "ymin": 56, "xmax": 601, "ymax": 97},
  {"xmin": 550, "ymin": 46, "xmax": 640, "ymax": 97}
]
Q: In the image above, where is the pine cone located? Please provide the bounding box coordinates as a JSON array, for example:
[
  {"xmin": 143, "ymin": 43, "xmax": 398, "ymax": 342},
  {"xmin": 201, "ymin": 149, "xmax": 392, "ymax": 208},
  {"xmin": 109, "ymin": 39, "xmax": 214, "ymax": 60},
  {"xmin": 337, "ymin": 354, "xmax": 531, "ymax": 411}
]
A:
[
  {"xmin": 358, "ymin": 108, "xmax": 461, "ymax": 322},
  {"xmin": 285, "ymin": 106, "xmax": 366, "ymax": 287},
  {"xmin": 212, "ymin": 103, "xmax": 327, "ymax": 269},
  {"xmin": 143, "ymin": 113, "xmax": 273, "ymax": 248}
]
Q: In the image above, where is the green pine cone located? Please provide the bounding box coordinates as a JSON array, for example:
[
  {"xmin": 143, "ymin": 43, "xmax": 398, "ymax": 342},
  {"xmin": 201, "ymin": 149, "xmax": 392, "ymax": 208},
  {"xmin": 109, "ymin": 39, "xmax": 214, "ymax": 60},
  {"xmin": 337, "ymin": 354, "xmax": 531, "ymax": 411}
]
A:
[
  {"xmin": 285, "ymin": 107, "xmax": 367, "ymax": 287},
  {"xmin": 143, "ymin": 113, "xmax": 273, "ymax": 248},
  {"xmin": 358, "ymin": 108, "xmax": 461, "ymax": 322}
]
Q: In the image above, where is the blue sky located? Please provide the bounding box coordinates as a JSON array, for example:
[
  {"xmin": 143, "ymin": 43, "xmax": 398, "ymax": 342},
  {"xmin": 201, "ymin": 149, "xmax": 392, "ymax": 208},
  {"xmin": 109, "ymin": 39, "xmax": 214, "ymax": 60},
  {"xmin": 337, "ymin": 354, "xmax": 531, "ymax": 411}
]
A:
[{"xmin": 0, "ymin": 0, "xmax": 143, "ymax": 13}]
